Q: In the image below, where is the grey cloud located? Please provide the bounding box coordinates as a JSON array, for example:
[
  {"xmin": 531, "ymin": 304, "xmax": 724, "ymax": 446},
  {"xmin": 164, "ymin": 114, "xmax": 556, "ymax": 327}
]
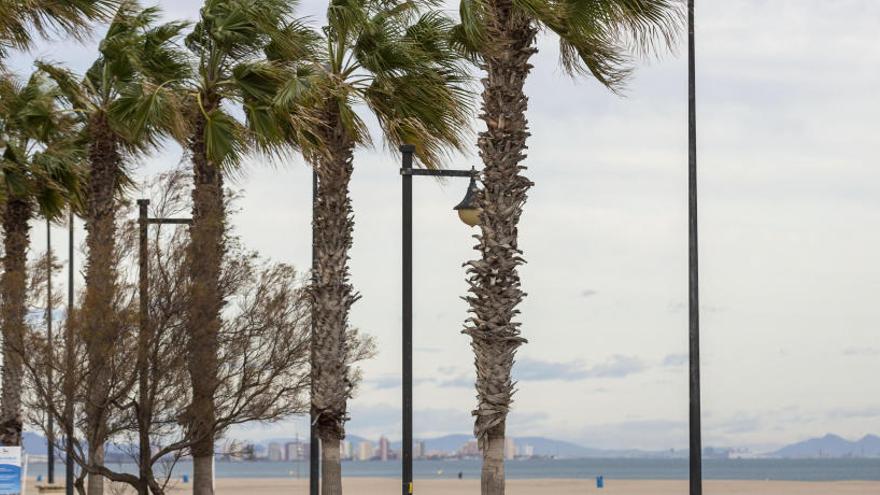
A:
[
  {"xmin": 581, "ymin": 289, "xmax": 599, "ymax": 298},
  {"xmin": 515, "ymin": 355, "xmax": 647, "ymax": 382},
  {"xmin": 843, "ymin": 347, "xmax": 880, "ymax": 357},
  {"xmin": 826, "ymin": 407, "xmax": 880, "ymax": 420},
  {"xmin": 576, "ymin": 419, "xmax": 688, "ymax": 451},
  {"xmin": 662, "ymin": 353, "xmax": 688, "ymax": 367}
]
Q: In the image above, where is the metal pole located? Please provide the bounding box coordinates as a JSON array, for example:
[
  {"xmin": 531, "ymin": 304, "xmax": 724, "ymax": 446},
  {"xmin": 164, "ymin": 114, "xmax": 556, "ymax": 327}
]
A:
[
  {"xmin": 137, "ymin": 200, "xmax": 150, "ymax": 495},
  {"xmin": 310, "ymin": 169, "xmax": 320, "ymax": 495},
  {"xmin": 65, "ymin": 210, "xmax": 75, "ymax": 495},
  {"xmin": 47, "ymin": 220, "xmax": 55, "ymax": 484},
  {"xmin": 400, "ymin": 144, "xmax": 414, "ymax": 495},
  {"xmin": 688, "ymin": 1, "xmax": 703, "ymax": 494}
]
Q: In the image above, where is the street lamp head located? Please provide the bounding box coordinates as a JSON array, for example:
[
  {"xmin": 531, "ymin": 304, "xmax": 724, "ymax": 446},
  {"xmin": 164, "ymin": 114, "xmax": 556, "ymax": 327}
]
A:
[{"xmin": 453, "ymin": 172, "xmax": 480, "ymax": 227}]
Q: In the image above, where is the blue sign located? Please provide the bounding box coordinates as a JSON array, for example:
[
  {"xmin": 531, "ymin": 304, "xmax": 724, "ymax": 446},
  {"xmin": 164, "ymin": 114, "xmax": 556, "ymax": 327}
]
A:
[{"xmin": 0, "ymin": 447, "xmax": 22, "ymax": 495}]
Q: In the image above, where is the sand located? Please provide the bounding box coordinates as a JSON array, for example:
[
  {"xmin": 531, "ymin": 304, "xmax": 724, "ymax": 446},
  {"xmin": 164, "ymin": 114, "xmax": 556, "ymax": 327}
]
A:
[{"xmin": 27, "ymin": 477, "xmax": 880, "ymax": 494}]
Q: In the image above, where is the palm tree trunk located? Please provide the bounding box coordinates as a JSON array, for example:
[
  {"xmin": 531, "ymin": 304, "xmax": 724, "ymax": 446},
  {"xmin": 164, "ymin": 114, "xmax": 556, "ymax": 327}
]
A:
[
  {"xmin": 0, "ymin": 198, "xmax": 32, "ymax": 447},
  {"xmin": 311, "ymin": 110, "xmax": 357, "ymax": 495},
  {"xmin": 464, "ymin": 1, "xmax": 536, "ymax": 494},
  {"xmin": 320, "ymin": 438, "xmax": 342, "ymax": 495},
  {"xmin": 82, "ymin": 114, "xmax": 121, "ymax": 495},
  {"xmin": 187, "ymin": 103, "xmax": 224, "ymax": 495},
  {"xmin": 481, "ymin": 433, "xmax": 505, "ymax": 493}
]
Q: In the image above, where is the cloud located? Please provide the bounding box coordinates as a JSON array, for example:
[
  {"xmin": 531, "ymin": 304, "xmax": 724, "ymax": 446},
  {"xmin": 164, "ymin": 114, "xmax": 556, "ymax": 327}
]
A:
[
  {"xmin": 581, "ymin": 289, "xmax": 599, "ymax": 298},
  {"xmin": 843, "ymin": 347, "xmax": 880, "ymax": 357},
  {"xmin": 826, "ymin": 407, "xmax": 880, "ymax": 420},
  {"xmin": 576, "ymin": 419, "xmax": 688, "ymax": 451},
  {"xmin": 662, "ymin": 353, "xmax": 688, "ymax": 367},
  {"xmin": 515, "ymin": 356, "xmax": 647, "ymax": 381}
]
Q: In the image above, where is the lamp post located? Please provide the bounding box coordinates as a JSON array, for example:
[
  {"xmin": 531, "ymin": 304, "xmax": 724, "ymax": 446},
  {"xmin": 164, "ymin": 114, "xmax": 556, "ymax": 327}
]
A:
[
  {"xmin": 687, "ymin": 1, "xmax": 703, "ymax": 494},
  {"xmin": 46, "ymin": 220, "xmax": 55, "ymax": 485},
  {"xmin": 136, "ymin": 199, "xmax": 192, "ymax": 492},
  {"xmin": 310, "ymin": 170, "xmax": 320, "ymax": 495},
  {"xmin": 400, "ymin": 144, "xmax": 479, "ymax": 495},
  {"xmin": 65, "ymin": 211, "xmax": 75, "ymax": 495}
]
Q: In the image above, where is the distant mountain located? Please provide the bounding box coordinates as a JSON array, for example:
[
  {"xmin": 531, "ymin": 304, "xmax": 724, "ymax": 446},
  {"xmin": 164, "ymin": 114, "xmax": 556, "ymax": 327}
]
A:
[
  {"xmin": 773, "ymin": 434, "xmax": 880, "ymax": 458},
  {"xmin": 388, "ymin": 434, "xmax": 664, "ymax": 459}
]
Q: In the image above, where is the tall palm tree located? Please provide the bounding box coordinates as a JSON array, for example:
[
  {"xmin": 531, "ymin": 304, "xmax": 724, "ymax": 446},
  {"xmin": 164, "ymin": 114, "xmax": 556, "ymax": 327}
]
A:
[
  {"xmin": 0, "ymin": 0, "xmax": 117, "ymax": 61},
  {"xmin": 38, "ymin": 3, "xmax": 190, "ymax": 493},
  {"xmin": 0, "ymin": 71, "xmax": 83, "ymax": 447},
  {"xmin": 305, "ymin": 0, "xmax": 470, "ymax": 492},
  {"xmin": 183, "ymin": 1, "xmax": 316, "ymax": 492},
  {"xmin": 455, "ymin": 1, "xmax": 681, "ymax": 492}
]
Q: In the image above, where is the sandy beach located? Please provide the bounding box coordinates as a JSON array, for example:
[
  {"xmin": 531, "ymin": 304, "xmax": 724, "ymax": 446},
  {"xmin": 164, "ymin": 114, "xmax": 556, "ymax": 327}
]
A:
[{"xmin": 27, "ymin": 478, "xmax": 880, "ymax": 494}]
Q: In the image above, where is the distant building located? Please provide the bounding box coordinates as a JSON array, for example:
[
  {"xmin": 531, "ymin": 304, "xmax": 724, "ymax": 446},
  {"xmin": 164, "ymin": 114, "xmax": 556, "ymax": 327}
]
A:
[
  {"xmin": 268, "ymin": 442, "xmax": 284, "ymax": 462},
  {"xmin": 359, "ymin": 441, "xmax": 375, "ymax": 461},
  {"xmin": 286, "ymin": 441, "xmax": 304, "ymax": 461},
  {"xmin": 379, "ymin": 436, "xmax": 390, "ymax": 461},
  {"xmin": 414, "ymin": 441, "xmax": 426, "ymax": 460},
  {"xmin": 459, "ymin": 440, "xmax": 479, "ymax": 458},
  {"xmin": 341, "ymin": 440, "xmax": 353, "ymax": 460},
  {"xmin": 521, "ymin": 444, "xmax": 534, "ymax": 457},
  {"xmin": 504, "ymin": 438, "xmax": 516, "ymax": 460}
]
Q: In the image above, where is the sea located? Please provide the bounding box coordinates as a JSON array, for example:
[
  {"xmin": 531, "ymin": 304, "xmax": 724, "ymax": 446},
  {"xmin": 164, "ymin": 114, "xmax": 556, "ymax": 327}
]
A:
[{"xmin": 24, "ymin": 458, "xmax": 880, "ymax": 482}]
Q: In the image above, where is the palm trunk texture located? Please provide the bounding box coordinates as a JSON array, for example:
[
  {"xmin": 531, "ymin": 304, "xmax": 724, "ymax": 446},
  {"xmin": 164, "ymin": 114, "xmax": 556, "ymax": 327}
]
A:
[
  {"xmin": 83, "ymin": 113, "xmax": 121, "ymax": 495},
  {"xmin": 312, "ymin": 108, "xmax": 358, "ymax": 495},
  {"xmin": 0, "ymin": 198, "xmax": 32, "ymax": 447},
  {"xmin": 187, "ymin": 100, "xmax": 224, "ymax": 495},
  {"xmin": 464, "ymin": 1, "xmax": 536, "ymax": 494}
]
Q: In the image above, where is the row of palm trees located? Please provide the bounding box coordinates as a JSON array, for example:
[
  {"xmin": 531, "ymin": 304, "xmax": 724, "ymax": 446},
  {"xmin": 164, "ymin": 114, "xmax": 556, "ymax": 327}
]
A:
[{"xmin": 0, "ymin": 0, "xmax": 682, "ymax": 494}]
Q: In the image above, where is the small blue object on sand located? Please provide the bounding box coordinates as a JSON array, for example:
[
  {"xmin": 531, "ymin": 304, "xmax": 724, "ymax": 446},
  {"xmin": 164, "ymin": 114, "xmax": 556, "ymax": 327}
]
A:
[
  {"xmin": 183, "ymin": 474, "xmax": 189, "ymax": 483},
  {"xmin": 596, "ymin": 475, "xmax": 604, "ymax": 488}
]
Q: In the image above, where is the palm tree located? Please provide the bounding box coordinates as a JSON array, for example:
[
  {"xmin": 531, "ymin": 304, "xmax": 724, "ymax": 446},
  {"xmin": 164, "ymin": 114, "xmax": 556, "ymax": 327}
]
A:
[
  {"xmin": 304, "ymin": 0, "xmax": 470, "ymax": 492},
  {"xmin": 454, "ymin": 1, "xmax": 681, "ymax": 492},
  {"xmin": 0, "ymin": 0, "xmax": 117, "ymax": 60},
  {"xmin": 182, "ymin": 1, "xmax": 316, "ymax": 492},
  {"xmin": 0, "ymin": 71, "xmax": 83, "ymax": 447},
  {"xmin": 37, "ymin": 3, "xmax": 190, "ymax": 492}
]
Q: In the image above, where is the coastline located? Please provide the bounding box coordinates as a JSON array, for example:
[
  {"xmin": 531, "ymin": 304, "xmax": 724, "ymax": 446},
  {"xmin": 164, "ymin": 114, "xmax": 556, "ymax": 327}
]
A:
[{"xmin": 26, "ymin": 477, "xmax": 880, "ymax": 494}]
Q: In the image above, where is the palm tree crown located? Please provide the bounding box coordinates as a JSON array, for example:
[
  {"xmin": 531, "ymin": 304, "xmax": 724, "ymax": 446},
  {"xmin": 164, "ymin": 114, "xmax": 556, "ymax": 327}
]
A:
[
  {"xmin": 456, "ymin": 0, "xmax": 681, "ymax": 90},
  {"xmin": 0, "ymin": 0, "xmax": 118, "ymax": 61},
  {"xmin": 307, "ymin": 0, "xmax": 472, "ymax": 165},
  {"xmin": 0, "ymin": 72, "xmax": 83, "ymax": 213},
  {"xmin": 38, "ymin": 0, "xmax": 191, "ymax": 178}
]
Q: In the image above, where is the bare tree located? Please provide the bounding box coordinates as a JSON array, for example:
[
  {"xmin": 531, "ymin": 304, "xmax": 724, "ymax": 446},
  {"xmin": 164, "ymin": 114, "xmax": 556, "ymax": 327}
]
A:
[{"xmin": 20, "ymin": 170, "xmax": 372, "ymax": 494}]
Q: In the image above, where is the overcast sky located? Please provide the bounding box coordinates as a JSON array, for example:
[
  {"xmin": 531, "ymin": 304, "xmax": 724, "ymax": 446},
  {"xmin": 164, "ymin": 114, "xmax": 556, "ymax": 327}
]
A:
[{"xmin": 8, "ymin": 0, "xmax": 880, "ymax": 452}]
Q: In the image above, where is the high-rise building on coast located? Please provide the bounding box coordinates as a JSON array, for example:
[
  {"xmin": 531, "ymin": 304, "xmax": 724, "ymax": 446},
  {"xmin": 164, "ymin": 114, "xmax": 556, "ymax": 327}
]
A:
[
  {"xmin": 358, "ymin": 441, "xmax": 375, "ymax": 461},
  {"xmin": 505, "ymin": 438, "xmax": 516, "ymax": 460},
  {"xmin": 268, "ymin": 442, "xmax": 284, "ymax": 462},
  {"xmin": 379, "ymin": 436, "xmax": 390, "ymax": 461}
]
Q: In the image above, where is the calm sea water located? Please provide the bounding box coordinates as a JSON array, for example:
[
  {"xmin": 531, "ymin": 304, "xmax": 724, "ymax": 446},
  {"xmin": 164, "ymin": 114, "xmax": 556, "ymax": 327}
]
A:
[{"xmin": 26, "ymin": 458, "xmax": 880, "ymax": 482}]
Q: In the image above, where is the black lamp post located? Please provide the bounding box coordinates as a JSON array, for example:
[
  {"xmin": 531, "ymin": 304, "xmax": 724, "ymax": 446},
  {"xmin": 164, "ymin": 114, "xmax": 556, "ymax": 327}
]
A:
[
  {"xmin": 687, "ymin": 1, "xmax": 703, "ymax": 494},
  {"xmin": 136, "ymin": 199, "xmax": 192, "ymax": 492},
  {"xmin": 46, "ymin": 220, "xmax": 55, "ymax": 486},
  {"xmin": 400, "ymin": 144, "xmax": 478, "ymax": 495},
  {"xmin": 310, "ymin": 170, "xmax": 320, "ymax": 495},
  {"xmin": 65, "ymin": 211, "xmax": 75, "ymax": 495}
]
